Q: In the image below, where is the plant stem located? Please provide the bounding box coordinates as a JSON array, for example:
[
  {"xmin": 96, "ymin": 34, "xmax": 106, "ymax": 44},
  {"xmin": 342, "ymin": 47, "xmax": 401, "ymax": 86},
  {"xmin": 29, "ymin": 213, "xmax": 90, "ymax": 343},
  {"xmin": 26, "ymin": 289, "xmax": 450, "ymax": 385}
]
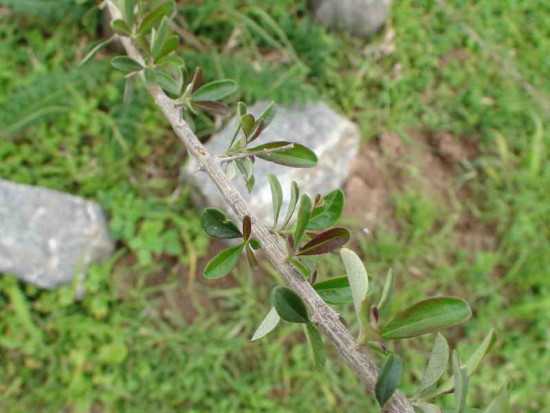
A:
[
  {"xmin": 219, "ymin": 143, "xmax": 295, "ymax": 164},
  {"xmin": 107, "ymin": 3, "xmax": 413, "ymax": 411}
]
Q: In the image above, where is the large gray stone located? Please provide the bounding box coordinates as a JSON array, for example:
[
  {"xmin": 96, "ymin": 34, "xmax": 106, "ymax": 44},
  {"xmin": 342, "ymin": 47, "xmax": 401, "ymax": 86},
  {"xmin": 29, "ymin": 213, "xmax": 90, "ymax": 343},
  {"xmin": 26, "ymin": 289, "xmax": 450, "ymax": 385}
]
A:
[
  {"xmin": 0, "ymin": 179, "xmax": 115, "ymax": 289},
  {"xmin": 308, "ymin": 0, "xmax": 392, "ymax": 38},
  {"xmin": 184, "ymin": 101, "xmax": 360, "ymax": 226}
]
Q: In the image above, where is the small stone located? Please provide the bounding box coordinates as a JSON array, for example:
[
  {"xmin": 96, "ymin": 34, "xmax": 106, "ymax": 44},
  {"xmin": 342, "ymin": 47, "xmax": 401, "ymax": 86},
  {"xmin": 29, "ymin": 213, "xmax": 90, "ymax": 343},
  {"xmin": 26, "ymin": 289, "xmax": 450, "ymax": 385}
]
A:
[
  {"xmin": 183, "ymin": 101, "xmax": 360, "ymax": 226},
  {"xmin": 0, "ymin": 179, "xmax": 115, "ymax": 289},
  {"xmin": 308, "ymin": 0, "xmax": 392, "ymax": 38}
]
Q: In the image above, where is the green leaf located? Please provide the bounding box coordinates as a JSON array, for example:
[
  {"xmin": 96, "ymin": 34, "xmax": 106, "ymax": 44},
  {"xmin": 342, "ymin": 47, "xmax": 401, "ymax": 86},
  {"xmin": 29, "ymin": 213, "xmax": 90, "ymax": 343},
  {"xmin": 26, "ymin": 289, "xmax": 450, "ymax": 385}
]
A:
[
  {"xmin": 431, "ymin": 329, "xmax": 498, "ymax": 397},
  {"xmin": 313, "ymin": 276, "xmax": 353, "ymax": 305},
  {"xmin": 484, "ymin": 387, "xmax": 510, "ymax": 413},
  {"xmin": 189, "ymin": 67, "xmax": 203, "ymax": 92},
  {"xmin": 200, "ymin": 208, "xmax": 242, "ymax": 239},
  {"xmin": 272, "ymin": 286, "xmax": 309, "ymax": 324},
  {"xmin": 111, "ymin": 56, "xmax": 143, "ymax": 73},
  {"xmin": 282, "ymin": 181, "xmax": 299, "ymax": 228},
  {"xmin": 245, "ymin": 243, "xmax": 258, "ymax": 269},
  {"xmin": 236, "ymin": 158, "xmax": 255, "ymax": 192},
  {"xmin": 80, "ymin": 37, "xmax": 114, "ymax": 65},
  {"xmin": 155, "ymin": 35, "xmax": 179, "ymax": 61},
  {"xmin": 120, "ymin": 0, "xmax": 134, "ymax": 28},
  {"xmin": 251, "ymin": 307, "xmax": 280, "ymax": 341},
  {"xmin": 249, "ymin": 238, "xmax": 261, "ymax": 250},
  {"xmin": 306, "ymin": 189, "xmax": 345, "ymax": 230},
  {"xmin": 192, "ymin": 101, "xmax": 229, "ymax": 116},
  {"xmin": 258, "ymin": 101, "xmax": 276, "ymax": 127},
  {"xmin": 154, "ymin": 70, "xmax": 182, "ymax": 95},
  {"xmin": 340, "ymin": 248, "xmax": 369, "ymax": 317},
  {"xmin": 293, "ymin": 194, "xmax": 312, "ymax": 245},
  {"xmin": 143, "ymin": 68, "xmax": 157, "ymax": 85},
  {"xmin": 248, "ymin": 141, "xmax": 318, "ymax": 168},
  {"xmin": 111, "ymin": 19, "xmax": 132, "ymax": 36},
  {"xmin": 463, "ymin": 328, "xmax": 498, "ymax": 376},
  {"xmin": 417, "ymin": 333, "xmax": 450, "ymax": 397},
  {"xmin": 381, "ymin": 297, "xmax": 472, "ymax": 340},
  {"xmin": 192, "ymin": 79, "xmax": 238, "ymax": 102},
  {"xmin": 247, "ymin": 119, "xmax": 265, "ymax": 143},
  {"xmin": 415, "ymin": 402, "xmax": 443, "ymax": 413},
  {"xmin": 452, "ymin": 350, "xmax": 469, "ymax": 413},
  {"xmin": 156, "ymin": 53, "xmax": 185, "ymax": 68},
  {"xmin": 305, "ymin": 324, "xmax": 326, "ymax": 370},
  {"xmin": 237, "ymin": 101, "xmax": 247, "ymax": 117},
  {"xmin": 138, "ymin": 1, "xmax": 176, "ymax": 35},
  {"xmin": 297, "ymin": 227, "xmax": 350, "ymax": 256},
  {"xmin": 242, "ymin": 216, "xmax": 252, "ymax": 242},
  {"xmin": 123, "ymin": 77, "xmax": 135, "ymax": 103},
  {"xmin": 203, "ymin": 243, "xmax": 245, "ymax": 279},
  {"xmin": 151, "ymin": 17, "xmax": 170, "ymax": 61},
  {"xmin": 268, "ymin": 174, "xmax": 283, "ymax": 227},
  {"xmin": 375, "ymin": 353, "xmax": 403, "ymax": 407},
  {"xmin": 240, "ymin": 114, "xmax": 256, "ymax": 138},
  {"xmin": 377, "ymin": 268, "xmax": 395, "ymax": 319}
]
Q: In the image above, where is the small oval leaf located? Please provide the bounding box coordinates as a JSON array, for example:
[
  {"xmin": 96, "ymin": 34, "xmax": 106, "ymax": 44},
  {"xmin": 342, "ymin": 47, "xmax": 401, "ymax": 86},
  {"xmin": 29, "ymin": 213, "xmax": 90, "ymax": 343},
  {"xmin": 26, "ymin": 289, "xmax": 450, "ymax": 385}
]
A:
[
  {"xmin": 251, "ymin": 307, "xmax": 280, "ymax": 341},
  {"xmin": 240, "ymin": 114, "xmax": 256, "ymax": 137},
  {"xmin": 203, "ymin": 243, "xmax": 245, "ymax": 279},
  {"xmin": 111, "ymin": 19, "xmax": 132, "ymax": 36},
  {"xmin": 306, "ymin": 324, "xmax": 326, "ymax": 370},
  {"xmin": 245, "ymin": 243, "xmax": 258, "ymax": 269},
  {"xmin": 282, "ymin": 181, "xmax": 300, "ymax": 228},
  {"xmin": 297, "ymin": 227, "xmax": 351, "ymax": 256},
  {"xmin": 258, "ymin": 101, "xmax": 276, "ymax": 127},
  {"xmin": 272, "ymin": 286, "xmax": 309, "ymax": 324},
  {"xmin": 430, "ymin": 329, "xmax": 498, "ymax": 398},
  {"xmin": 155, "ymin": 34, "xmax": 179, "ymax": 61},
  {"xmin": 306, "ymin": 189, "xmax": 345, "ymax": 230},
  {"xmin": 201, "ymin": 208, "xmax": 242, "ymax": 239},
  {"xmin": 417, "ymin": 333, "xmax": 450, "ymax": 397},
  {"xmin": 192, "ymin": 79, "xmax": 237, "ymax": 102},
  {"xmin": 268, "ymin": 174, "xmax": 283, "ymax": 227},
  {"xmin": 293, "ymin": 194, "xmax": 312, "ymax": 245},
  {"xmin": 340, "ymin": 248, "xmax": 369, "ymax": 317},
  {"xmin": 313, "ymin": 276, "xmax": 353, "ymax": 305},
  {"xmin": 375, "ymin": 353, "xmax": 403, "ymax": 407},
  {"xmin": 381, "ymin": 297, "xmax": 472, "ymax": 340},
  {"xmin": 111, "ymin": 56, "xmax": 143, "ymax": 73},
  {"xmin": 452, "ymin": 350, "xmax": 469, "ymax": 413},
  {"xmin": 377, "ymin": 268, "xmax": 395, "ymax": 318},
  {"xmin": 138, "ymin": 1, "xmax": 176, "ymax": 35},
  {"xmin": 192, "ymin": 100, "xmax": 229, "ymax": 116},
  {"xmin": 248, "ymin": 141, "xmax": 318, "ymax": 168}
]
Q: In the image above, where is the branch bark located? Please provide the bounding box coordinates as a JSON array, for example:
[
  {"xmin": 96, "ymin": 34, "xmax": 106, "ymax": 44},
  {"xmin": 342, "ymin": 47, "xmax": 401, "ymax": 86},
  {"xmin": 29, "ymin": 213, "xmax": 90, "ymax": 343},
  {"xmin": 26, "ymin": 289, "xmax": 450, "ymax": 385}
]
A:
[{"xmin": 106, "ymin": 3, "xmax": 413, "ymax": 411}]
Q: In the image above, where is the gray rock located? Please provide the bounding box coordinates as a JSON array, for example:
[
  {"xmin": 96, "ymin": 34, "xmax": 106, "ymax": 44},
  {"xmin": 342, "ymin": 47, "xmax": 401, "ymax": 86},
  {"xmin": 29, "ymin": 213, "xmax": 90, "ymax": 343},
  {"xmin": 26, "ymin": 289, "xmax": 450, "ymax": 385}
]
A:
[
  {"xmin": 308, "ymin": 0, "xmax": 392, "ymax": 38},
  {"xmin": 183, "ymin": 101, "xmax": 360, "ymax": 226},
  {"xmin": 0, "ymin": 179, "xmax": 115, "ymax": 289}
]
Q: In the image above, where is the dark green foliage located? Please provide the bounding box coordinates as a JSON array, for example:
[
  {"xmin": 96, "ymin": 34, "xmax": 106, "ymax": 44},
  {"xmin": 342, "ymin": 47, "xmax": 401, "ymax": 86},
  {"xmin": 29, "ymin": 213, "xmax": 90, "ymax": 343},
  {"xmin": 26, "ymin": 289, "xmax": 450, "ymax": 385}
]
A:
[
  {"xmin": 272, "ymin": 286, "xmax": 309, "ymax": 324},
  {"xmin": 375, "ymin": 353, "xmax": 403, "ymax": 407},
  {"xmin": 313, "ymin": 276, "xmax": 353, "ymax": 305},
  {"xmin": 0, "ymin": 0, "xmax": 88, "ymax": 21},
  {"xmin": 201, "ymin": 208, "xmax": 242, "ymax": 239},
  {"xmin": 0, "ymin": 63, "xmax": 111, "ymax": 137}
]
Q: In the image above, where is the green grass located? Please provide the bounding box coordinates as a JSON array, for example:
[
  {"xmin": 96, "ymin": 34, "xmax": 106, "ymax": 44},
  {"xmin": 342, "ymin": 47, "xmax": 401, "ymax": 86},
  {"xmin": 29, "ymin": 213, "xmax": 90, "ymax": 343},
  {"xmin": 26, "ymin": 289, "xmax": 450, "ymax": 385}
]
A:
[{"xmin": 0, "ymin": 0, "xmax": 548, "ymax": 411}]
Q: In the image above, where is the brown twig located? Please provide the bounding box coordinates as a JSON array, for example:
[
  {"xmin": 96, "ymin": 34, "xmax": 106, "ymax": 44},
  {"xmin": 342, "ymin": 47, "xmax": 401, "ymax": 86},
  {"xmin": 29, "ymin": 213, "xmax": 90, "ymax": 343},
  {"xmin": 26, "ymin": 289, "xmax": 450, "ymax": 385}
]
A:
[{"xmin": 106, "ymin": 2, "xmax": 413, "ymax": 411}]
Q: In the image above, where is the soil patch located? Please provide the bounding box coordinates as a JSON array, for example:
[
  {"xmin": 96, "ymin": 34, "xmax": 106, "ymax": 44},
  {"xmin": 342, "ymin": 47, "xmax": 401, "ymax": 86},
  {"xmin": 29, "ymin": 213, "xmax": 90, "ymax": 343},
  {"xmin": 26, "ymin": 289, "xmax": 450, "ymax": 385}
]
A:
[{"xmin": 343, "ymin": 128, "xmax": 494, "ymax": 251}]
